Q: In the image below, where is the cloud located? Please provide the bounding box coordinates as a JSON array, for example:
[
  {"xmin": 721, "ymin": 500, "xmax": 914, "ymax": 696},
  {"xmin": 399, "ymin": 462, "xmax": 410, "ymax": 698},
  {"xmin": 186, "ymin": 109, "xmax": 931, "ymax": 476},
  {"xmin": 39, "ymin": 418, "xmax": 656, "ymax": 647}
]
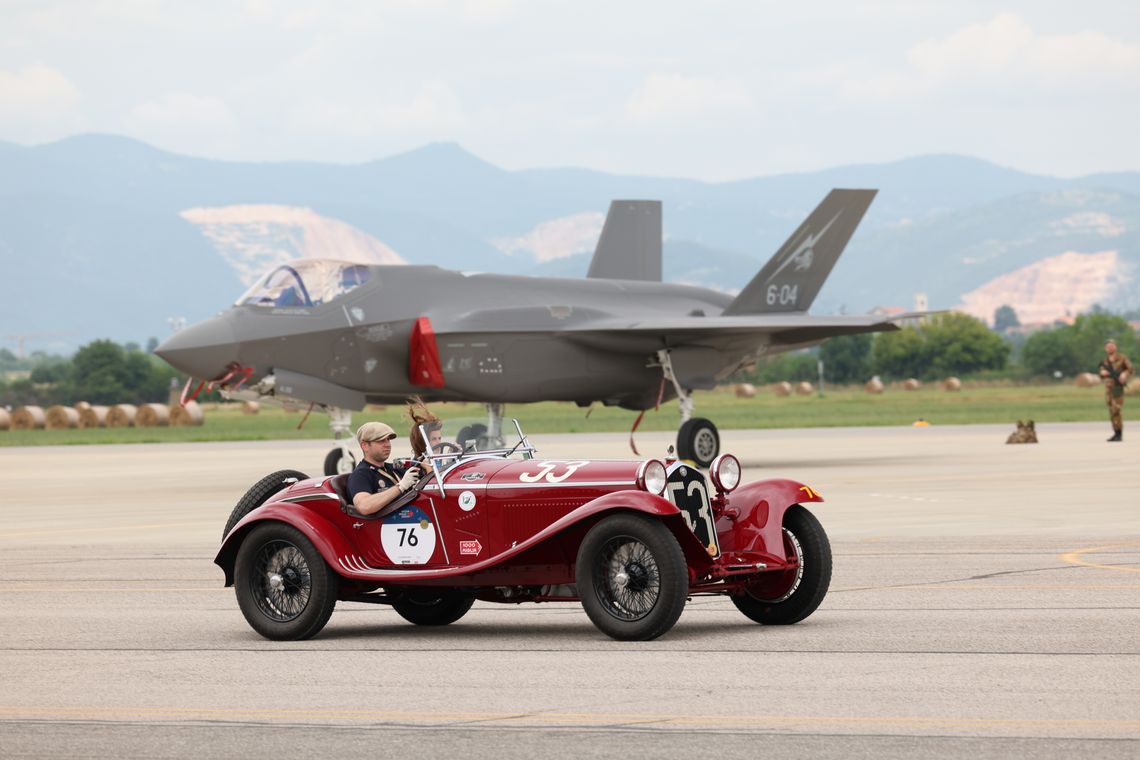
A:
[
  {"xmin": 844, "ymin": 13, "xmax": 1140, "ymax": 102},
  {"xmin": 0, "ymin": 64, "xmax": 80, "ymax": 121},
  {"xmin": 624, "ymin": 73, "xmax": 752, "ymax": 125}
]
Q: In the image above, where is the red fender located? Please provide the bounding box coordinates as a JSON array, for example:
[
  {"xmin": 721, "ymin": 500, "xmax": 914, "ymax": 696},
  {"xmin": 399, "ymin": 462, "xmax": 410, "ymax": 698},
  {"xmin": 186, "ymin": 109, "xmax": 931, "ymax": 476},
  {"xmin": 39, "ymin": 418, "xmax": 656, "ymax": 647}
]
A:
[
  {"xmin": 716, "ymin": 478, "xmax": 824, "ymax": 557},
  {"xmin": 214, "ymin": 502, "xmax": 356, "ymax": 586}
]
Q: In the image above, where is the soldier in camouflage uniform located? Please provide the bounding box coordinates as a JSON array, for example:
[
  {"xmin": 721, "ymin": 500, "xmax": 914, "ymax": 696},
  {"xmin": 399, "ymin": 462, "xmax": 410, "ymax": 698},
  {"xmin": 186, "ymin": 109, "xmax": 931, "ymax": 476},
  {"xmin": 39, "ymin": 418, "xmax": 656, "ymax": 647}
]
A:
[{"xmin": 1098, "ymin": 340, "xmax": 1133, "ymax": 442}]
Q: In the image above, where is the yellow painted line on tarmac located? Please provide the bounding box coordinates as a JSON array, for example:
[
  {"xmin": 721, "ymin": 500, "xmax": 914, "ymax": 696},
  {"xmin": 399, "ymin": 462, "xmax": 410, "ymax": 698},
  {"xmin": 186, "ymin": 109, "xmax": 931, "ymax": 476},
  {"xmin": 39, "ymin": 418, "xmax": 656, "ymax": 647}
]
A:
[
  {"xmin": 1060, "ymin": 543, "xmax": 1140, "ymax": 574},
  {"xmin": 0, "ymin": 521, "xmax": 213, "ymax": 539},
  {"xmin": 0, "ymin": 705, "xmax": 1137, "ymax": 734}
]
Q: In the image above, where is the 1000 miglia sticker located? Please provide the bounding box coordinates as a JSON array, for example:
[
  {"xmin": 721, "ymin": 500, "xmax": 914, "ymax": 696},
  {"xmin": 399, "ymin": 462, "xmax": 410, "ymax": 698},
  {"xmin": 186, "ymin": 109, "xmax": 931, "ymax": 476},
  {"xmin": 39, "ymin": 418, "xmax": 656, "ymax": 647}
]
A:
[{"xmin": 380, "ymin": 506, "xmax": 437, "ymax": 564}]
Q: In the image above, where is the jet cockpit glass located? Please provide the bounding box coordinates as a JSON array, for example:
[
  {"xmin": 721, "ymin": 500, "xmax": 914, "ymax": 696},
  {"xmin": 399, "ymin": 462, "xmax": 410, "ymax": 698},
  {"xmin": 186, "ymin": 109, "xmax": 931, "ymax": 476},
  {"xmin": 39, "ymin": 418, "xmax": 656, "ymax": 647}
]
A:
[{"xmin": 236, "ymin": 260, "xmax": 372, "ymax": 308}]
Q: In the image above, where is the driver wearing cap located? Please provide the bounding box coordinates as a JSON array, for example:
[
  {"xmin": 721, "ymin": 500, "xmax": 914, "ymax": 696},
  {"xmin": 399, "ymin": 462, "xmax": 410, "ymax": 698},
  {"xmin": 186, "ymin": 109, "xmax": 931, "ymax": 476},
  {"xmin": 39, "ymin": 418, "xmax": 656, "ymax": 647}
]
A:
[{"xmin": 347, "ymin": 421, "xmax": 420, "ymax": 515}]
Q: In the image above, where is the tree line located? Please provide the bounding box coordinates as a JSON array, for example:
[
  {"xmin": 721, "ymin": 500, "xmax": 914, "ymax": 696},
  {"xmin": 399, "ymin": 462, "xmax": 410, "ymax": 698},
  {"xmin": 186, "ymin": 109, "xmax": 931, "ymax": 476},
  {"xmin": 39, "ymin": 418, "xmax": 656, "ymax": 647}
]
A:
[
  {"xmin": 0, "ymin": 340, "xmax": 188, "ymax": 407},
  {"xmin": 742, "ymin": 311, "xmax": 1137, "ymax": 385}
]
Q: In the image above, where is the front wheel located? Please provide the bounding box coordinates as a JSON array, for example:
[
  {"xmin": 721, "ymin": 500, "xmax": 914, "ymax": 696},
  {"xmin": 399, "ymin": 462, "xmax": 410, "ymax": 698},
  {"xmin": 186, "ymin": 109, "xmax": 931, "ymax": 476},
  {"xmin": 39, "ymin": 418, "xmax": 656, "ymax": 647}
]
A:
[
  {"xmin": 391, "ymin": 588, "xmax": 475, "ymax": 626},
  {"xmin": 576, "ymin": 514, "xmax": 688, "ymax": 641},
  {"xmin": 732, "ymin": 505, "xmax": 831, "ymax": 625},
  {"xmin": 677, "ymin": 417, "xmax": 719, "ymax": 468},
  {"xmin": 234, "ymin": 522, "xmax": 338, "ymax": 640}
]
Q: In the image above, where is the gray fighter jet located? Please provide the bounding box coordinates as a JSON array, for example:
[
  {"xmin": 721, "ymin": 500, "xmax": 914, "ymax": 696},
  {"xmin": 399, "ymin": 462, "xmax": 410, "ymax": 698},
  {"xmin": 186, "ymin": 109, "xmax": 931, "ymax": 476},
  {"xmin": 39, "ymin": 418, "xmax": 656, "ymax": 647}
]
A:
[{"xmin": 157, "ymin": 188, "xmax": 917, "ymax": 472}]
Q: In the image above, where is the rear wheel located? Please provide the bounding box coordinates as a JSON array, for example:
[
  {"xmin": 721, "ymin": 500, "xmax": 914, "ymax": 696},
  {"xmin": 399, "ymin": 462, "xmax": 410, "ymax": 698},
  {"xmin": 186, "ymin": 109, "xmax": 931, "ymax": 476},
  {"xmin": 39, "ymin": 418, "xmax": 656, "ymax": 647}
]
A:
[
  {"xmin": 576, "ymin": 514, "xmax": 688, "ymax": 641},
  {"xmin": 677, "ymin": 417, "xmax": 719, "ymax": 468},
  {"xmin": 234, "ymin": 522, "xmax": 338, "ymax": 640},
  {"xmin": 391, "ymin": 588, "xmax": 475, "ymax": 626},
  {"xmin": 732, "ymin": 505, "xmax": 831, "ymax": 625},
  {"xmin": 223, "ymin": 469, "xmax": 308, "ymax": 538}
]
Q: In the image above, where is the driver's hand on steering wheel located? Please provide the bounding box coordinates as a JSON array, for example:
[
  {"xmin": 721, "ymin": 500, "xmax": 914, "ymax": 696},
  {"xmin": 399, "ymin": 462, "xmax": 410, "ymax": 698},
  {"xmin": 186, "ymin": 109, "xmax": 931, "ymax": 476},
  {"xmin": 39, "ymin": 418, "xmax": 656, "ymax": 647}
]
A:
[{"xmin": 398, "ymin": 468, "xmax": 420, "ymax": 492}]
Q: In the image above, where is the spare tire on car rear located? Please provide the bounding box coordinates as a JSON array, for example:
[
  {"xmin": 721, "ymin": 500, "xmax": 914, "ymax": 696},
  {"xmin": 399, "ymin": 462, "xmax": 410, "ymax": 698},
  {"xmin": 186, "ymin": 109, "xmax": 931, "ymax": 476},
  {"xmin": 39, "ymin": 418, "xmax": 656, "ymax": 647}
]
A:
[{"xmin": 223, "ymin": 469, "xmax": 309, "ymax": 538}]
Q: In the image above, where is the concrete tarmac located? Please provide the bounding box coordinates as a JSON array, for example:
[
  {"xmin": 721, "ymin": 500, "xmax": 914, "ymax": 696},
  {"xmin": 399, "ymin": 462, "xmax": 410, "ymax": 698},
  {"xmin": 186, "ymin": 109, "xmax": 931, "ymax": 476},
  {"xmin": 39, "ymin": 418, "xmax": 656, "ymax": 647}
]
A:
[{"xmin": 1, "ymin": 422, "xmax": 1137, "ymax": 758}]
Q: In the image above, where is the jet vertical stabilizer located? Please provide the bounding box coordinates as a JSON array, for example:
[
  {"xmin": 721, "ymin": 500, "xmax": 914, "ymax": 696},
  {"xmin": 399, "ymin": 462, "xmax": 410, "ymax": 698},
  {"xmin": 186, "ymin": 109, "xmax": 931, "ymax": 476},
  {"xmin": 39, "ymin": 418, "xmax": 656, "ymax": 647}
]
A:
[
  {"xmin": 586, "ymin": 200, "xmax": 662, "ymax": 282},
  {"xmin": 724, "ymin": 189, "xmax": 876, "ymax": 315}
]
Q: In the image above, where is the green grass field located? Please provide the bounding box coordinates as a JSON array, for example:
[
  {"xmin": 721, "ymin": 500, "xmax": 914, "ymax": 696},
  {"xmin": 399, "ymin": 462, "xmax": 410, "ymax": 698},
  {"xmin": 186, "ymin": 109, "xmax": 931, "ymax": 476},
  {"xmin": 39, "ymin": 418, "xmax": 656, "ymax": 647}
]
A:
[{"xmin": 0, "ymin": 382, "xmax": 1118, "ymax": 447}]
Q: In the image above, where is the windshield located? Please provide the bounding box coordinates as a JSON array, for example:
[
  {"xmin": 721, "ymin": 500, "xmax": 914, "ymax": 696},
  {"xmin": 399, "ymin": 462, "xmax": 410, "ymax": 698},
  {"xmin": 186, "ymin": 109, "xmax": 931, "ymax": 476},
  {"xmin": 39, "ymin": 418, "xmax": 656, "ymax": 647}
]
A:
[
  {"xmin": 423, "ymin": 417, "xmax": 535, "ymax": 463},
  {"xmin": 236, "ymin": 260, "xmax": 372, "ymax": 308}
]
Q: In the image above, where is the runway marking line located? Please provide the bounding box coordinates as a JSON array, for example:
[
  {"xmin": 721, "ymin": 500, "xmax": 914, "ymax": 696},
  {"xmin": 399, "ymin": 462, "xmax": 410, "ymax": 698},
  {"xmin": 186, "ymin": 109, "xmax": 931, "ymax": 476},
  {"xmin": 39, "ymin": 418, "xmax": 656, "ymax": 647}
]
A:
[
  {"xmin": 0, "ymin": 705, "xmax": 1138, "ymax": 733},
  {"xmin": 0, "ymin": 522, "xmax": 213, "ymax": 539},
  {"xmin": 1060, "ymin": 542, "xmax": 1140, "ymax": 574}
]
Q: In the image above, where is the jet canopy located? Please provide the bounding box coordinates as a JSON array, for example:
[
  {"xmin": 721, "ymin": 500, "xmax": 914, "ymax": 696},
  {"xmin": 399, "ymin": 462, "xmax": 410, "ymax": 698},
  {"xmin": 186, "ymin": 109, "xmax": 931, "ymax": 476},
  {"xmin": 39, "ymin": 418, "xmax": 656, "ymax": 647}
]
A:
[{"xmin": 236, "ymin": 260, "xmax": 372, "ymax": 308}]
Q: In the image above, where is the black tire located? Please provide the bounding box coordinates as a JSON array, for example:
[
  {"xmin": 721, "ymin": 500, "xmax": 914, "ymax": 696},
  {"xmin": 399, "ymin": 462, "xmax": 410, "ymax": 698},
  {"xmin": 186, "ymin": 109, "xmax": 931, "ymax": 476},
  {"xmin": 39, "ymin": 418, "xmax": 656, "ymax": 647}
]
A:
[
  {"xmin": 732, "ymin": 505, "xmax": 831, "ymax": 625},
  {"xmin": 677, "ymin": 417, "xmax": 719, "ymax": 468},
  {"xmin": 456, "ymin": 423, "xmax": 487, "ymax": 451},
  {"xmin": 391, "ymin": 588, "xmax": 475, "ymax": 626},
  {"xmin": 576, "ymin": 513, "xmax": 688, "ymax": 641},
  {"xmin": 323, "ymin": 448, "xmax": 356, "ymax": 476},
  {"xmin": 234, "ymin": 522, "xmax": 338, "ymax": 640},
  {"xmin": 223, "ymin": 469, "xmax": 308, "ymax": 538}
]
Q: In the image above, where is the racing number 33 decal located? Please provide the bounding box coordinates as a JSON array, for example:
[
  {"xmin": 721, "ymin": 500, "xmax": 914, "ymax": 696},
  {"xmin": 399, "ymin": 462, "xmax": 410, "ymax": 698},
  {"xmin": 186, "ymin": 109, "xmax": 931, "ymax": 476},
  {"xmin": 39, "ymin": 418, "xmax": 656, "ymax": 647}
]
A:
[
  {"xmin": 380, "ymin": 506, "xmax": 437, "ymax": 564},
  {"xmin": 518, "ymin": 461, "xmax": 589, "ymax": 483}
]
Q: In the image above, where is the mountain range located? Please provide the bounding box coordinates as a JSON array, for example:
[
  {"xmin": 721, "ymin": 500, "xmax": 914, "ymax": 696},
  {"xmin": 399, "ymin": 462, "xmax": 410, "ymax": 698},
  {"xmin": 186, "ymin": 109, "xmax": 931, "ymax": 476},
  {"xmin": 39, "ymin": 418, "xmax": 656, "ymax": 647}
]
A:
[{"xmin": 1, "ymin": 134, "xmax": 1137, "ymax": 355}]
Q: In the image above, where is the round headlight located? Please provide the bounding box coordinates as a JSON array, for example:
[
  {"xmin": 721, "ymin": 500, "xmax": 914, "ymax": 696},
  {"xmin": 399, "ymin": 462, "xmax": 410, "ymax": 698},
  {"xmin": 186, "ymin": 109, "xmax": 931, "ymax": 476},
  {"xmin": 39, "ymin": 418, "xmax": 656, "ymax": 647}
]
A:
[
  {"xmin": 710, "ymin": 454, "xmax": 741, "ymax": 493},
  {"xmin": 637, "ymin": 459, "xmax": 667, "ymax": 496}
]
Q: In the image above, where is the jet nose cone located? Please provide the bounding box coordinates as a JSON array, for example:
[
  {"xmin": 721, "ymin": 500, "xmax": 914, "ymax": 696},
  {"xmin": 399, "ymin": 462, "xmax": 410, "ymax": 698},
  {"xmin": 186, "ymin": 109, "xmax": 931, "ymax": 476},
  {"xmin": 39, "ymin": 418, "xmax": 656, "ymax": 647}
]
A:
[{"xmin": 155, "ymin": 316, "xmax": 238, "ymax": 380}]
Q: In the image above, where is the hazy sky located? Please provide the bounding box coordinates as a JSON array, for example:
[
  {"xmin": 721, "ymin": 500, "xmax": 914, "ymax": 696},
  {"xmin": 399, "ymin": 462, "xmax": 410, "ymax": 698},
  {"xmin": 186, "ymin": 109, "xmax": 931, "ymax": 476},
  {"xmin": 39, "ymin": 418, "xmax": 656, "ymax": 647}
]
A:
[{"xmin": 2, "ymin": 1, "xmax": 1138, "ymax": 180}]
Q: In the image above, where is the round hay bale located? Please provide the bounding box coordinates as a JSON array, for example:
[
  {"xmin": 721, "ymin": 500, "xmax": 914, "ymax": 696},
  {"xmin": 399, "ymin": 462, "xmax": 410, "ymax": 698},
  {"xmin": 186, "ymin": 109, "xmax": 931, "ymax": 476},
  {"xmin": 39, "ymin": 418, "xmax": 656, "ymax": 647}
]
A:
[
  {"xmin": 136, "ymin": 403, "xmax": 170, "ymax": 427},
  {"xmin": 942, "ymin": 377, "xmax": 962, "ymax": 392},
  {"xmin": 1075, "ymin": 372, "xmax": 1100, "ymax": 388},
  {"xmin": 903, "ymin": 378, "xmax": 922, "ymax": 391},
  {"xmin": 46, "ymin": 405, "xmax": 79, "ymax": 429},
  {"xmin": 79, "ymin": 405, "xmax": 109, "ymax": 428},
  {"xmin": 0, "ymin": 408, "xmax": 9, "ymax": 431},
  {"xmin": 795, "ymin": 381, "xmax": 814, "ymax": 395},
  {"xmin": 75, "ymin": 400, "xmax": 92, "ymax": 412},
  {"xmin": 12, "ymin": 405, "xmax": 46, "ymax": 430},
  {"xmin": 865, "ymin": 377, "xmax": 885, "ymax": 394},
  {"xmin": 170, "ymin": 401, "xmax": 205, "ymax": 426},
  {"xmin": 734, "ymin": 383, "xmax": 756, "ymax": 398},
  {"xmin": 106, "ymin": 404, "xmax": 138, "ymax": 428},
  {"xmin": 772, "ymin": 381, "xmax": 792, "ymax": 397},
  {"xmin": 1127, "ymin": 377, "xmax": 1140, "ymax": 396},
  {"xmin": 242, "ymin": 400, "xmax": 260, "ymax": 415}
]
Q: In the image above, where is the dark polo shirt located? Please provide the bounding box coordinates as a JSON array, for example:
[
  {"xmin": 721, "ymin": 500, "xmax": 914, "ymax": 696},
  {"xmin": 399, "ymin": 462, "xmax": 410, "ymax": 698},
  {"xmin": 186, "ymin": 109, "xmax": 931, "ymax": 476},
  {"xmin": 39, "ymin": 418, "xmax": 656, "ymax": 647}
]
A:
[{"xmin": 346, "ymin": 458, "xmax": 408, "ymax": 502}]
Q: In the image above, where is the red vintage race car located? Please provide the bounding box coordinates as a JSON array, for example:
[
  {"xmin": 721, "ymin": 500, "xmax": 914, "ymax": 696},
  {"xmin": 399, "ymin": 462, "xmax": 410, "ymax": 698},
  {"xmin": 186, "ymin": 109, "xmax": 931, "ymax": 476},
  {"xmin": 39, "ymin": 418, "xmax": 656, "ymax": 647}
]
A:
[{"xmin": 215, "ymin": 420, "xmax": 832, "ymax": 641}]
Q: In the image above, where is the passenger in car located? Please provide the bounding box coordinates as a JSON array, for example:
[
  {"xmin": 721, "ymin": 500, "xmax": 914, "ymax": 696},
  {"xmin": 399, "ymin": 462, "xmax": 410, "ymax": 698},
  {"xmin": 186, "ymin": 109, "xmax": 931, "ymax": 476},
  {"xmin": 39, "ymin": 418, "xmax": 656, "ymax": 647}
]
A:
[
  {"xmin": 407, "ymin": 397, "xmax": 449, "ymax": 473},
  {"xmin": 347, "ymin": 421, "xmax": 419, "ymax": 515}
]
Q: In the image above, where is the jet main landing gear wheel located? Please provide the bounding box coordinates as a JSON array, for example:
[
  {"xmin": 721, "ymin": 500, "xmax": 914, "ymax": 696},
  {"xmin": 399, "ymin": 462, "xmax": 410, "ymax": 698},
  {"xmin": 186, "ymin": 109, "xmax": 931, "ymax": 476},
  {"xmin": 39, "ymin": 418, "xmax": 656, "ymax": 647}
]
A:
[{"xmin": 676, "ymin": 417, "xmax": 719, "ymax": 468}]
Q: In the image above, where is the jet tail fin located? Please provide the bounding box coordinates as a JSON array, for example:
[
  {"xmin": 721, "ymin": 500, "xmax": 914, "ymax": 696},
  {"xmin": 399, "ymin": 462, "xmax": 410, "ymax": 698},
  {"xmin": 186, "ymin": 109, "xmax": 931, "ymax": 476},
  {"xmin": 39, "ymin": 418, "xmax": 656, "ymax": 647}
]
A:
[
  {"xmin": 586, "ymin": 200, "xmax": 662, "ymax": 281},
  {"xmin": 723, "ymin": 189, "xmax": 877, "ymax": 315}
]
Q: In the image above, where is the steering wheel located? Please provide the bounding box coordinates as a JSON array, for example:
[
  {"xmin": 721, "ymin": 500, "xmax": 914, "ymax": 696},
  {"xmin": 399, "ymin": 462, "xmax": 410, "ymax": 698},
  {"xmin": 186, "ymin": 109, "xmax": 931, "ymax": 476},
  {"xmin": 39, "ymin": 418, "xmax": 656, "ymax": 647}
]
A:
[{"xmin": 435, "ymin": 442, "xmax": 462, "ymax": 455}]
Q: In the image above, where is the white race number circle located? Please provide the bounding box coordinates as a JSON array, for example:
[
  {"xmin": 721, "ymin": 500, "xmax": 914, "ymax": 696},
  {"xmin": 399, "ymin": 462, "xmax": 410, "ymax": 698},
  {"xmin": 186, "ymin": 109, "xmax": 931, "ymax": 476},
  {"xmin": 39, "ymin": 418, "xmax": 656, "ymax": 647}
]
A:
[{"xmin": 380, "ymin": 506, "xmax": 437, "ymax": 565}]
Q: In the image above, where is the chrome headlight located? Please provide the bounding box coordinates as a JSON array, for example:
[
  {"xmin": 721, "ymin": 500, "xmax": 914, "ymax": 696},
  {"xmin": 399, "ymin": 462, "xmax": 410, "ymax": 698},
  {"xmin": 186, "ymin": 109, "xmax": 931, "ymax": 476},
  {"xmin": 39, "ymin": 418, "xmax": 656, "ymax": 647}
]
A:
[
  {"xmin": 710, "ymin": 453, "xmax": 741, "ymax": 493},
  {"xmin": 637, "ymin": 459, "xmax": 667, "ymax": 496}
]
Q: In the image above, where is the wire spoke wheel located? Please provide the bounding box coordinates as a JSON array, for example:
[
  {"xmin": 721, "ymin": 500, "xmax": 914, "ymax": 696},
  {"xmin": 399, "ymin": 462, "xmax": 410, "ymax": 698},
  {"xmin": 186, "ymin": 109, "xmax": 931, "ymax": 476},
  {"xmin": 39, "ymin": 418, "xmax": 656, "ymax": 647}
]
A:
[
  {"xmin": 593, "ymin": 536, "xmax": 662, "ymax": 621},
  {"xmin": 731, "ymin": 505, "xmax": 831, "ymax": 626},
  {"xmin": 576, "ymin": 514, "xmax": 687, "ymax": 640},
  {"xmin": 234, "ymin": 522, "xmax": 338, "ymax": 640},
  {"xmin": 250, "ymin": 540, "xmax": 312, "ymax": 622}
]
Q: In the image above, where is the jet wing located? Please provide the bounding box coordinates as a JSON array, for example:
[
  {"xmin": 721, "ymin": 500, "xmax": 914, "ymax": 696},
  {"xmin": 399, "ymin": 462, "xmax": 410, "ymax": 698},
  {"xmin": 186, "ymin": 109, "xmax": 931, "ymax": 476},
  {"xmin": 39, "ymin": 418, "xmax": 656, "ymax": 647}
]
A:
[
  {"xmin": 563, "ymin": 313, "xmax": 921, "ymax": 344},
  {"xmin": 435, "ymin": 306, "xmax": 925, "ymax": 350}
]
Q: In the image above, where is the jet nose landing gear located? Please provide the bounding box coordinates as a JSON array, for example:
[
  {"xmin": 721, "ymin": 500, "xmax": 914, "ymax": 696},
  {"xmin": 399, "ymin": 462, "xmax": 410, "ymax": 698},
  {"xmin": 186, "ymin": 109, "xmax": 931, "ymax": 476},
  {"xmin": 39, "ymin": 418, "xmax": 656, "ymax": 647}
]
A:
[
  {"xmin": 677, "ymin": 417, "xmax": 719, "ymax": 468},
  {"xmin": 322, "ymin": 407, "xmax": 357, "ymax": 476},
  {"xmin": 655, "ymin": 350, "xmax": 720, "ymax": 468}
]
